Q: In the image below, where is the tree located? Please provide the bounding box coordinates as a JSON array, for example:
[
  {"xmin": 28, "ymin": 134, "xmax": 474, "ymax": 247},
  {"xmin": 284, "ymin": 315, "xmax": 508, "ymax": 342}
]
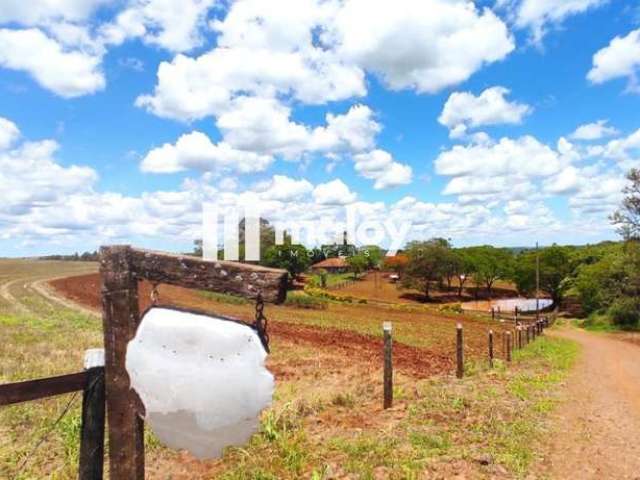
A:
[
  {"xmin": 513, "ymin": 246, "xmax": 572, "ymax": 306},
  {"xmin": 400, "ymin": 240, "xmax": 450, "ymax": 300},
  {"xmin": 453, "ymin": 248, "xmax": 477, "ymax": 298},
  {"xmin": 383, "ymin": 254, "xmax": 409, "ymax": 272},
  {"xmin": 611, "ymin": 169, "xmax": 640, "ymax": 240},
  {"xmin": 263, "ymin": 242, "xmax": 310, "ymax": 286},
  {"xmin": 346, "ymin": 254, "xmax": 369, "ymax": 279},
  {"xmin": 469, "ymin": 246, "xmax": 513, "ymax": 299},
  {"xmin": 360, "ymin": 245, "xmax": 384, "ymax": 269}
]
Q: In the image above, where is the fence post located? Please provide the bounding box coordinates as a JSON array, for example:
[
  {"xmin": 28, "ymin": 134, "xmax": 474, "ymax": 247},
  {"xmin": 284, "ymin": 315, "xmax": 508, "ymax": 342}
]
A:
[
  {"xmin": 79, "ymin": 349, "xmax": 106, "ymax": 480},
  {"xmin": 491, "ymin": 308, "xmax": 495, "ymax": 322},
  {"xmin": 456, "ymin": 324, "xmax": 464, "ymax": 379},
  {"xmin": 383, "ymin": 322, "xmax": 393, "ymax": 409},
  {"xmin": 506, "ymin": 331, "xmax": 512, "ymax": 362},
  {"xmin": 488, "ymin": 330, "xmax": 494, "ymax": 368}
]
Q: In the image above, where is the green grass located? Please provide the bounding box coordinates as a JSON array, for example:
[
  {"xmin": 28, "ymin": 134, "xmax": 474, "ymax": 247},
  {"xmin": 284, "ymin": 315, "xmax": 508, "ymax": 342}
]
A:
[
  {"xmin": 198, "ymin": 290, "xmax": 250, "ymax": 305},
  {"xmin": 213, "ymin": 335, "xmax": 579, "ymax": 479},
  {"xmin": 283, "ymin": 292, "xmax": 328, "ymax": 310},
  {"xmin": 308, "ymin": 272, "xmax": 354, "ymax": 288}
]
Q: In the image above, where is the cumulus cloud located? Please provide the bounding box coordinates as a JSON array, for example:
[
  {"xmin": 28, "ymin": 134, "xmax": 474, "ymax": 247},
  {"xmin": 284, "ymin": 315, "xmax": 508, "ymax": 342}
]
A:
[
  {"xmin": 137, "ymin": 0, "xmax": 513, "ymax": 120},
  {"xmin": 0, "ymin": 1, "xmax": 221, "ymax": 97},
  {"xmin": 499, "ymin": 0, "xmax": 607, "ymax": 44},
  {"xmin": 570, "ymin": 119, "xmax": 619, "ymax": 140},
  {"xmin": 353, "ymin": 150, "xmax": 412, "ymax": 189},
  {"xmin": 588, "ymin": 29, "xmax": 640, "ymax": 92},
  {"xmin": 99, "ymin": 0, "xmax": 216, "ymax": 53},
  {"xmin": 0, "ymin": 126, "xmax": 98, "ymax": 218},
  {"xmin": 601, "ymin": 127, "xmax": 640, "ymax": 163},
  {"xmin": 140, "ymin": 131, "xmax": 273, "ymax": 174},
  {"xmin": 312, "ymin": 179, "xmax": 357, "ymax": 205},
  {"xmin": 438, "ymin": 86, "xmax": 532, "ymax": 138},
  {"xmin": 255, "ymin": 175, "xmax": 314, "ymax": 202},
  {"xmin": 324, "ymin": 0, "xmax": 514, "ymax": 93},
  {"xmin": 0, "ymin": 28, "xmax": 105, "ymax": 98},
  {"xmin": 435, "ymin": 135, "xmax": 562, "ymax": 179},
  {"xmin": 0, "ymin": 117, "xmax": 20, "ymax": 150},
  {"xmin": 0, "ymin": 0, "xmax": 108, "ymax": 25}
]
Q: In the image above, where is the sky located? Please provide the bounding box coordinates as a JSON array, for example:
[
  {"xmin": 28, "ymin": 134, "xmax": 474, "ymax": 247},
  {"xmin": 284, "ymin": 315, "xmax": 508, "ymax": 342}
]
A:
[{"xmin": 1, "ymin": 0, "xmax": 640, "ymax": 257}]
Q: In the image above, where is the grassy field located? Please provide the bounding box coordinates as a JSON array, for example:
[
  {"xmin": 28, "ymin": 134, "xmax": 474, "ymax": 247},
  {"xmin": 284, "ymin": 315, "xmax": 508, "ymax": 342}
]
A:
[{"xmin": 0, "ymin": 259, "xmax": 577, "ymax": 479}]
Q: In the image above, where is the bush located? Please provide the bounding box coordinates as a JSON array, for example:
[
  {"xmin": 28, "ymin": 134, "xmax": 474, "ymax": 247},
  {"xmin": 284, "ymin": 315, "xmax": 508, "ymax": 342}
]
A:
[
  {"xmin": 608, "ymin": 297, "xmax": 640, "ymax": 327},
  {"xmin": 284, "ymin": 293, "xmax": 328, "ymax": 310}
]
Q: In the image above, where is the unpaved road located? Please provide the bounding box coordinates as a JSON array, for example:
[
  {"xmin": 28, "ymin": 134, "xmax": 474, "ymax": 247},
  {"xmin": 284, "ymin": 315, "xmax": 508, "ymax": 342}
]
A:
[{"xmin": 544, "ymin": 327, "xmax": 640, "ymax": 479}]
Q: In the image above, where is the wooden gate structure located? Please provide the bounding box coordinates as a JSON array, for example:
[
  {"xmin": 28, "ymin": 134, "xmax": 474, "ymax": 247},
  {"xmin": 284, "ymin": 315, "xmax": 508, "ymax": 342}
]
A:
[{"xmin": 100, "ymin": 245, "xmax": 288, "ymax": 479}]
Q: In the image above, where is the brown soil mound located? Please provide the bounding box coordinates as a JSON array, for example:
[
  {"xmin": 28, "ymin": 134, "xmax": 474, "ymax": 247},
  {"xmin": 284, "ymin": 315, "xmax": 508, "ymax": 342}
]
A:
[{"xmin": 50, "ymin": 273, "xmax": 451, "ymax": 378}]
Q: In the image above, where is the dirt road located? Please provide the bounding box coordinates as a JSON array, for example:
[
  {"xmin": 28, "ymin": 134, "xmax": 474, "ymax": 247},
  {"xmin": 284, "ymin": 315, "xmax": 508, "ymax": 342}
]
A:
[{"xmin": 544, "ymin": 327, "xmax": 640, "ymax": 479}]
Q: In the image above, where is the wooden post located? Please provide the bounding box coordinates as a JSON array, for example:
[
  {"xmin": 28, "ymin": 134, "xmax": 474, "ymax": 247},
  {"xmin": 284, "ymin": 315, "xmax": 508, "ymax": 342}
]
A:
[
  {"xmin": 456, "ymin": 323, "xmax": 464, "ymax": 379},
  {"xmin": 488, "ymin": 330, "xmax": 494, "ymax": 368},
  {"xmin": 383, "ymin": 322, "xmax": 393, "ymax": 409},
  {"xmin": 526, "ymin": 325, "xmax": 530, "ymax": 344},
  {"xmin": 79, "ymin": 366, "xmax": 106, "ymax": 480},
  {"xmin": 100, "ymin": 246, "xmax": 144, "ymax": 480},
  {"xmin": 506, "ymin": 331, "xmax": 512, "ymax": 362},
  {"xmin": 491, "ymin": 308, "xmax": 495, "ymax": 321}
]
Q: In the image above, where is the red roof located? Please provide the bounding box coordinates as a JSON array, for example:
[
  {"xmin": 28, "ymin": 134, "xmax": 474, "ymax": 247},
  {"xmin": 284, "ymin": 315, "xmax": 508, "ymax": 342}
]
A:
[{"xmin": 311, "ymin": 257, "xmax": 348, "ymax": 268}]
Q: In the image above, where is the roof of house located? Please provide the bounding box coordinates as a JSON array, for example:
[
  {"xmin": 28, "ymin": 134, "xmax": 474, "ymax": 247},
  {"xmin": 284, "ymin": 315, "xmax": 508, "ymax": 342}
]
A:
[{"xmin": 311, "ymin": 257, "xmax": 348, "ymax": 269}]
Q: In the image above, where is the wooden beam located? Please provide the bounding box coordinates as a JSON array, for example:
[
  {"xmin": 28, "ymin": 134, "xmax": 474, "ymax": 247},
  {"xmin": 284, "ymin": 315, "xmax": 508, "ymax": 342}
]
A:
[
  {"xmin": 128, "ymin": 247, "xmax": 288, "ymax": 303},
  {"xmin": 100, "ymin": 245, "xmax": 144, "ymax": 480},
  {"xmin": 0, "ymin": 372, "xmax": 87, "ymax": 406}
]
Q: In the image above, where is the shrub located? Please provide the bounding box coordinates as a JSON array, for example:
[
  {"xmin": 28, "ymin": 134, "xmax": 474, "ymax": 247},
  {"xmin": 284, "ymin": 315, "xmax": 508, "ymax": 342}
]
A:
[
  {"xmin": 608, "ymin": 297, "xmax": 640, "ymax": 327},
  {"xmin": 284, "ymin": 293, "xmax": 328, "ymax": 310}
]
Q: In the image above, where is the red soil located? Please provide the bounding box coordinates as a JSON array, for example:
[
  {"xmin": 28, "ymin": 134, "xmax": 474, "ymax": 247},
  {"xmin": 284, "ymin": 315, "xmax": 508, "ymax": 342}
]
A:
[{"xmin": 49, "ymin": 273, "xmax": 452, "ymax": 378}]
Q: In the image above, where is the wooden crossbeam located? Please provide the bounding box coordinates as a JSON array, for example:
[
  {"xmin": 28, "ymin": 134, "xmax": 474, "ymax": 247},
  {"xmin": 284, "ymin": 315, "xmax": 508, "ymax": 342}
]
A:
[
  {"xmin": 0, "ymin": 371, "xmax": 88, "ymax": 406},
  {"xmin": 128, "ymin": 247, "xmax": 288, "ymax": 304}
]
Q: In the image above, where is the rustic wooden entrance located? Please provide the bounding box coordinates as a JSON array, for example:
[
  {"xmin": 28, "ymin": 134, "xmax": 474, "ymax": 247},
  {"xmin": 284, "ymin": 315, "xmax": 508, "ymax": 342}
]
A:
[{"xmin": 100, "ymin": 245, "xmax": 288, "ymax": 479}]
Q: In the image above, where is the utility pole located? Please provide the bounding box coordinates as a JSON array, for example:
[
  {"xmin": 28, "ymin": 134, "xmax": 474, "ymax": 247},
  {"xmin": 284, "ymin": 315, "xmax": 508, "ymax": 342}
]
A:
[{"xmin": 535, "ymin": 241, "xmax": 540, "ymax": 322}]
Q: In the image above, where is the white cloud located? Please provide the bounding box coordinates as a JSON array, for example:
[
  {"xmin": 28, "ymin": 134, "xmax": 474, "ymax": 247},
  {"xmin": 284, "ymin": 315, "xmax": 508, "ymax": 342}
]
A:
[
  {"xmin": 257, "ymin": 175, "xmax": 313, "ymax": 202},
  {"xmin": 137, "ymin": 0, "xmax": 513, "ymax": 121},
  {"xmin": 312, "ymin": 179, "xmax": 357, "ymax": 205},
  {"xmin": 140, "ymin": 131, "xmax": 273, "ymax": 174},
  {"xmin": 435, "ymin": 135, "xmax": 563, "ymax": 179},
  {"xmin": 602, "ymin": 127, "xmax": 640, "ymax": 163},
  {"xmin": 570, "ymin": 119, "xmax": 619, "ymax": 140},
  {"xmin": 588, "ymin": 29, "xmax": 640, "ymax": 92},
  {"xmin": 438, "ymin": 86, "xmax": 532, "ymax": 138},
  {"xmin": 500, "ymin": 0, "xmax": 607, "ymax": 44},
  {"xmin": 0, "ymin": 117, "xmax": 20, "ymax": 150},
  {"xmin": 0, "ymin": 0, "xmax": 108, "ymax": 25},
  {"xmin": 568, "ymin": 171, "xmax": 626, "ymax": 214},
  {"xmin": 216, "ymin": 97, "xmax": 311, "ymax": 158},
  {"xmin": 212, "ymin": 99, "xmax": 380, "ymax": 159},
  {"xmin": 353, "ymin": 150, "xmax": 412, "ymax": 189},
  {"xmin": 99, "ymin": 0, "xmax": 216, "ymax": 53},
  {"xmin": 0, "ymin": 133, "xmax": 97, "ymax": 217},
  {"xmin": 0, "ymin": 28, "xmax": 105, "ymax": 98},
  {"xmin": 326, "ymin": 0, "xmax": 514, "ymax": 93},
  {"xmin": 543, "ymin": 166, "xmax": 581, "ymax": 193}
]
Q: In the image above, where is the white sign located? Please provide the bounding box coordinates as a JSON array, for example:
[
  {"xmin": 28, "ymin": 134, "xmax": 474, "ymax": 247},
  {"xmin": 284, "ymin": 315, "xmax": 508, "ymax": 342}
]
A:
[{"xmin": 126, "ymin": 308, "xmax": 274, "ymax": 458}]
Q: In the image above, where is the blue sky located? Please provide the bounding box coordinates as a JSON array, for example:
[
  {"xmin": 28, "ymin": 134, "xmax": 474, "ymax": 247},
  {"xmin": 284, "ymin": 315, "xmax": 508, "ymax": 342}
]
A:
[{"xmin": 1, "ymin": 0, "xmax": 640, "ymax": 257}]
